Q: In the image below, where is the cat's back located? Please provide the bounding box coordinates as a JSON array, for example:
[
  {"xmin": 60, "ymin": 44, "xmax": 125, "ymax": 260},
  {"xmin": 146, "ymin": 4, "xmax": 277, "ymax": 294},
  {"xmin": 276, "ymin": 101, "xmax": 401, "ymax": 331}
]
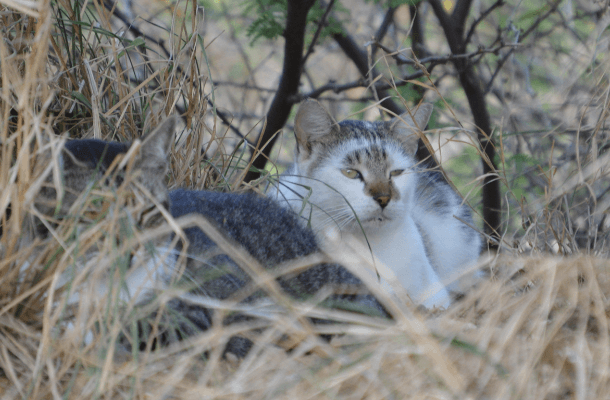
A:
[
  {"xmin": 168, "ymin": 188, "xmax": 388, "ymax": 317},
  {"xmin": 64, "ymin": 139, "xmax": 130, "ymax": 169},
  {"xmin": 413, "ymin": 164, "xmax": 472, "ymax": 220},
  {"xmin": 169, "ymin": 189, "xmax": 319, "ymax": 266}
]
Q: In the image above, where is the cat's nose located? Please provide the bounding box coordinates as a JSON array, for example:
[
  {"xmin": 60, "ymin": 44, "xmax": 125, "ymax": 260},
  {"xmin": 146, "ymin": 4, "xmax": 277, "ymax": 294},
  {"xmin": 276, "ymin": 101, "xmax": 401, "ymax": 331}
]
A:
[{"xmin": 374, "ymin": 195, "xmax": 390, "ymax": 208}]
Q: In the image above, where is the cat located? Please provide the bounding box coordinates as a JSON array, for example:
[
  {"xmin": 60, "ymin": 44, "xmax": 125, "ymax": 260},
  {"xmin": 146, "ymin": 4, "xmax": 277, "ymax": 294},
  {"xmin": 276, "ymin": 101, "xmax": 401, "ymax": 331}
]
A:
[
  {"xmin": 269, "ymin": 100, "xmax": 482, "ymax": 308},
  {"xmin": 38, "ymin": 116, "xmax": 389, "ymax": 357}
]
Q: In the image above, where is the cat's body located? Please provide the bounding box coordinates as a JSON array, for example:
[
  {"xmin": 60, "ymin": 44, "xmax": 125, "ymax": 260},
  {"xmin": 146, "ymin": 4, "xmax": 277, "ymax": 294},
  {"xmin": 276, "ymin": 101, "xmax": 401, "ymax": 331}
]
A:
[
  {"xmin": 168, "ymin": 188, "xmax": 385, "ymax": 307},
  {"xmin": 270, "ymin": 100, "xmax": 481, "ymax": 308},
  {"xmin": 40, "ymin": 117, "xmax": 388, "ymax": 357}
]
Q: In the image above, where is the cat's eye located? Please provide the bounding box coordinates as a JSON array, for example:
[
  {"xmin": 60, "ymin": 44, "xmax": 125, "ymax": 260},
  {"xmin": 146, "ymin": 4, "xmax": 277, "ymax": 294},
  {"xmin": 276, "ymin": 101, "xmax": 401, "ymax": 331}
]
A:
[
  {"xmin": 341, "ymin": 168, "xmax": 361, "ymax": 180},
  {"xmin": 390, "ymin": 169, "xmax": 404, "ymax": 177}
]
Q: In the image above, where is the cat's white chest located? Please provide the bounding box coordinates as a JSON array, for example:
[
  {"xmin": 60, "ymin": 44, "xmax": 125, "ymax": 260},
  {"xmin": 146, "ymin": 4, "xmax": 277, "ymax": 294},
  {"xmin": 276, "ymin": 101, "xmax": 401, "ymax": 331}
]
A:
[{"xmin": 354, "ymin": 216, "xmax": 451, "ymax": 308}]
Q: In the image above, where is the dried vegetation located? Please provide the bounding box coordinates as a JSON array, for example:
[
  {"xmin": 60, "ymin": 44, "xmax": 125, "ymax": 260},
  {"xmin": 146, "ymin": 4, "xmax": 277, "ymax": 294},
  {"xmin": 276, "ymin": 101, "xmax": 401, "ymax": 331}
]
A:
[{"xmin": 1, "ymin": 0, "xmax": 610, "ymax": 398}]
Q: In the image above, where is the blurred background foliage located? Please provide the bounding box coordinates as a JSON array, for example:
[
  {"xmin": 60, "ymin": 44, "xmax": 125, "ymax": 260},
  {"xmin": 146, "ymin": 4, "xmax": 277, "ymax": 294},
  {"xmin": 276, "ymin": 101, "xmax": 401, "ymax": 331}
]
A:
[
  {"xmin": 117, "ymin": 0, "xmax": 609, "ymax": 252},
  {"xmin": 2, "ymin": 0, "xmax": 609, "ymax": 252}
]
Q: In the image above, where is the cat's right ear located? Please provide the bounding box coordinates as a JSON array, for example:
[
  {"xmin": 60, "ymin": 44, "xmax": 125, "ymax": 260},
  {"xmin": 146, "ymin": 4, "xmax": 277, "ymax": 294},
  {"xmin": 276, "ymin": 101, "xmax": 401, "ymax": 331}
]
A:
[
  {"xmin": 294, "ymin": 99, "xmax": 334, "ymax": 158},
  {"xmin": 140, "ymin": 116, "xmax": 177, "ymax": 161},
  {"xmin": 389, "ymin": 103, "xmax": 433, "ymax": 156}
]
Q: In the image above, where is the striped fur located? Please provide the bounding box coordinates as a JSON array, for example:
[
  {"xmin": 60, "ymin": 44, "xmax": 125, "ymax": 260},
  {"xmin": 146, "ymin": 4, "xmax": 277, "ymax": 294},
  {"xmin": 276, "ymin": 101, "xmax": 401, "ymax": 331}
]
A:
[
  {"xmin": 50, "ymin": 117, "xmax": 389, "ymax": 357},
  {"xmin": 271, "ymin": 100, "xmax": 482, "ymax": 308}
]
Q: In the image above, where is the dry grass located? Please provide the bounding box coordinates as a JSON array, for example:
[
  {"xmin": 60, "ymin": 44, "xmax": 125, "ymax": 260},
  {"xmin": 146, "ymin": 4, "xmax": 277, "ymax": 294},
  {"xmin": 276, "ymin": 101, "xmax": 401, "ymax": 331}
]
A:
[{"xmin": 1, "ymin": 0, "xmax": 610, "ymax": 398}]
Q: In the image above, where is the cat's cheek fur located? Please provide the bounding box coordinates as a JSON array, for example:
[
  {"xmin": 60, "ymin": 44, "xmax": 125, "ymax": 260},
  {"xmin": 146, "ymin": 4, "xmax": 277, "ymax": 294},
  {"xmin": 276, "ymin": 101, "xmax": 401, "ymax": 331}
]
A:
[{"xmin": 309, "ymin": 169, "xmax": 378, "ymax": 231}]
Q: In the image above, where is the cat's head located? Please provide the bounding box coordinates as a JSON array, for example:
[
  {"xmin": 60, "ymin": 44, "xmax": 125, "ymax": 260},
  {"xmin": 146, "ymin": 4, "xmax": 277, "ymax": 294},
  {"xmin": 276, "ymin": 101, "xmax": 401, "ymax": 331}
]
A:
[
  {"xmin": 291, "ymin": 99, "xmax": 433, "ymax": 233},
  {"xmin": 37, "ymin": 117, "xmax": 176, "ymax": 227}
]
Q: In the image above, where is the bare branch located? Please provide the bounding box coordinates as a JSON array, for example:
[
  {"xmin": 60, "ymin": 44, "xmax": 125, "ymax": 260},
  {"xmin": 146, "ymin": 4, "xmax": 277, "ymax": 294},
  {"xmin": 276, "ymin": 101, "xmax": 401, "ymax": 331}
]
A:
[
  {"xmin": 102, "ymin": 0, "xmax": 170, "ymax": 58},
  {"xmin": 521, "ymin": 0, "xmax": 562, "ymax": 39},
  {"xmin": 464, "ymin": 0, "xmax": 506, "ymax": 46},
  {"xmin": 371, "ymin": 6, "xmax": 396, "ymax": 60},
  {"xmin": 332, "ymin": 32, "xmax": 404, "ymax": 116},
  {"xmin": 302, "ymin": 0, "xmax": 336, "ymax": 65},
  {"xmin": 452, "ymin": 0, "xmax": 473, "ymax": 38},
  {"xmin": 373, "ymin": 41, "xmax": 515, "ymax": 66},
  {"xmin": 214, "ymin": 81, "xmax": 277, "ymax": 93},
  {"xmin": 374, "ymin": 6, "xmax": 397, "ymax": 42},
  {"xmin": 409, "ymin": 3, "xmax": 429, "ymax": 58},
  {"xmin": 218, "ymin": 42, "xmax": 512, "ymax": 104},
  {"xmin": 244, "ymin": 0, "xmax": 317, "ymax": 183},
  {"xmin": 209, "ymin": 102, "xmax": 252, "ymax": 144},
  {"xmin": 294, "ymin": 69, "xmax": 428, "ymax": 101},
  {"xmin": 429, "ymin": 0, "xmax": 501, "ymax": 245},
  {"xmin": 427, "ymin": 0, "xmax": 453, "ymax": 40},
  {"xmin": 485, "ymin": 0, "xmax": 562, "ymax": 93}
]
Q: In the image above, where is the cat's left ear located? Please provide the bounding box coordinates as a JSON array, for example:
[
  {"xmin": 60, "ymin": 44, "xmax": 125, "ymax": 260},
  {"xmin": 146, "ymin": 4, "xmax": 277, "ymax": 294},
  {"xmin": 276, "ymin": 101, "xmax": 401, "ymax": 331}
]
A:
[
  {"xmin": 388, "ymin": 103, "xmax": 433, "ymax": 155},
  {"xmin": 294, "ymin": 99, "xmax": 335, "ymax": 158},
  {"xmin": 140, "ymin": 116, "xmax": 176, "ymax": 162}
]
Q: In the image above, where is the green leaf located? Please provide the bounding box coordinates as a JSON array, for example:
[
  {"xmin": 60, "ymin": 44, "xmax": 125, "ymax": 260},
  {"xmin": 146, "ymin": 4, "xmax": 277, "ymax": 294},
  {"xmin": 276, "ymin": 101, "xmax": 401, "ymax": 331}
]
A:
[
  {"xmin": 243, "ymin": 0, "xmax": 287, "ymax": 44},
  {"xmin": 71, "ymin": 92, "xmax": 92, "ymax": 109}
]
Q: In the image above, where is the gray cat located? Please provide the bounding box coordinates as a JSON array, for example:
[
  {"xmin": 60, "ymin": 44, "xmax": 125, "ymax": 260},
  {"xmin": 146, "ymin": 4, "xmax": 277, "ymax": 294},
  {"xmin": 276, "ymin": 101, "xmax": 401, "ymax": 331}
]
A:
[{"xmin": 40, "ymin": 117, "xmax": 388, "ymax": 357}]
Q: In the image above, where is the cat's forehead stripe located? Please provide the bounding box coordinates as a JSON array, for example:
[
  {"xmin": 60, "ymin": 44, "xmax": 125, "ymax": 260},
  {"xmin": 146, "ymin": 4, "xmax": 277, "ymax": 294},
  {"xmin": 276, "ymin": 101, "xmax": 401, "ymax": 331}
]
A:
[
  {"xmin": 337, "ymin": 120, "xmax": 387, "ymax": 141},
  {"xmin": 333, "ymin": 120, "xmax": 413, "ymax": 158},
  {"xmin": 307, "ymin": 119, "xmax": 414, "ymax": 175},
  {"xmin": 342, "ymin": 145, "xmax": 390, "ymax": 170}
]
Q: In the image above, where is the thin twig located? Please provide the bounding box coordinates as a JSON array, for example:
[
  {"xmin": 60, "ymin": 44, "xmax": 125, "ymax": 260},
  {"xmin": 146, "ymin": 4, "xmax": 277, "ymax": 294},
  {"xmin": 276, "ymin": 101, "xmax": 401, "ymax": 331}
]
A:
[
  {"xmin": 374, "ymin": 6, "xmax": 396, "ymax": 42},
  {"xmin": 371, "ymin": 6, "xmax": 396, "ymax": 59},
  {"xmin": 300, "ymin": 42, "xmax": 519, "ymax": 102},
  {"xmin": 102, "ymin": 0, "xmax": 170, "ymax": 58},
  {"xmin": 302, "ymin": 0, "xmax": 336, "ymax": 65},
  {"xmin": 464, "ymin": 0, "xmax": 506, "ymax": 45},
  {"xmin": 213, "ymin": 81, "xmax": 278, "ymax": 93},
  {"xmin": 295, "ymin": 70, "xmax": 430, "ymax": 102},
  {"xmin": 374, "ymin": 41, "xmax": 516, "ymax": 66},
  {"xmin": 485, "ymin": 0, "xmax": 562, "ymax": 93},
  {"xmin": 100, "ymin": 0, "xmax": 250, "ymax": 143}
]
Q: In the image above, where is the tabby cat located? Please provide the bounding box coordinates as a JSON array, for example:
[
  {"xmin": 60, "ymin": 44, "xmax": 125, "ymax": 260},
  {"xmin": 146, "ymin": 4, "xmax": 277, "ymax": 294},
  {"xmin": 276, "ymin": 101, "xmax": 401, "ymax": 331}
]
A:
[
  {"xmin": 270, "ymin": 100, "xmax": 482, "ymax": 308},
  {"xmin": 39, "ymin": 117, "xmax": 388, "ymax": 357}
]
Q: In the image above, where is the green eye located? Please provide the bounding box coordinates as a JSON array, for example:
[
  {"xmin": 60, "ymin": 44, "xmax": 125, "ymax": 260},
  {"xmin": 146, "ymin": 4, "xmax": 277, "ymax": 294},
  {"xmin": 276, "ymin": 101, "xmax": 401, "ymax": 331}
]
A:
[
  {"xmin": 390, "ymin": 169, "xmax": 404, "ymax": 177},
  {"xmin": 341, "ymin": 169, "xmax": 361, "ymax": 179}
]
